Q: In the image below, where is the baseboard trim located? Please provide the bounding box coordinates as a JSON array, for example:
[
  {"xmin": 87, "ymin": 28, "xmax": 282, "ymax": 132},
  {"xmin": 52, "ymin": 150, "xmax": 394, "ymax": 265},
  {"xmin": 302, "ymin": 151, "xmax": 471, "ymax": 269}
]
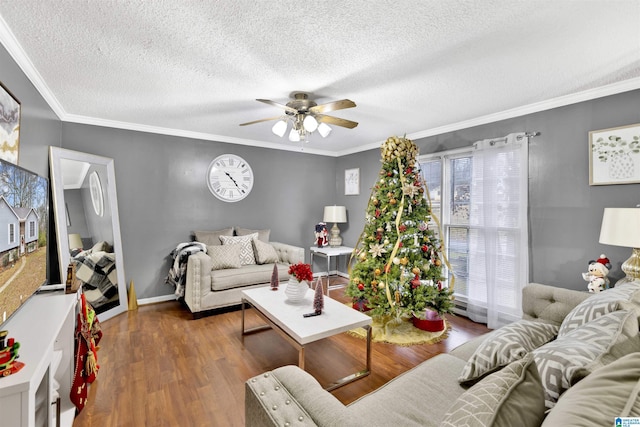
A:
[
  {"xmin": 136, "ymin": 275, "xmax": 349, "ymax": 306},
  {"xmin": 137, "ymin": 294, "xmax": 176, "ymax": 306}
]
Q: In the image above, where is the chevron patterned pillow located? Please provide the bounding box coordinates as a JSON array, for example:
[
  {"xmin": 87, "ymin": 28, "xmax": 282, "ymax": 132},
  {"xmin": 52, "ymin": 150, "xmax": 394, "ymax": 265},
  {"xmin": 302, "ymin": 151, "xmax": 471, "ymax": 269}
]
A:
[
  {"xmin": 207, "ymin": 244, "xmax": 241, "ymax": 270},
  {"xmin": 533, "ymin": 309, "xmax": 640, "ymax": 409},
  {"xmin": 558, "ymin": 285, "xmax": 640, "ymax": 337},
  {"xmin": 220, "ymin": 233, "xmax": 258, "ymax": 265},
  {"xmin": 443, "ymin": 354, "xmax": 545, "ymax": 427},
  {"xmin": 458, "ymin": 320, "xmax": 559, "ymax": 384}
]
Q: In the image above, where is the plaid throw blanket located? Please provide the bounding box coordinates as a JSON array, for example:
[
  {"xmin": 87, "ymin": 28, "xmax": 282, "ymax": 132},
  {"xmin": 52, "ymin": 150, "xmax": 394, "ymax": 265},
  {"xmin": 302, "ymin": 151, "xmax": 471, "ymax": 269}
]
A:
[
  {"xmin": 74, "ymin": 251, "xmax": 118, "ymax": 309},
  {"xmin": 166, "ymin": 242, "xmax": 207, "ymax": 298}
]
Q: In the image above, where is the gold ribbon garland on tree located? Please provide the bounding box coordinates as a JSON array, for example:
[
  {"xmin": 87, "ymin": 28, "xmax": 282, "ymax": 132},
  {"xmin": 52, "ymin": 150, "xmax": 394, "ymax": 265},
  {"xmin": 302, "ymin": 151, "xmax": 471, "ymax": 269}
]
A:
[{"xmin": 382, "ymin": 156, "xmax": 407, "ymax": 312}]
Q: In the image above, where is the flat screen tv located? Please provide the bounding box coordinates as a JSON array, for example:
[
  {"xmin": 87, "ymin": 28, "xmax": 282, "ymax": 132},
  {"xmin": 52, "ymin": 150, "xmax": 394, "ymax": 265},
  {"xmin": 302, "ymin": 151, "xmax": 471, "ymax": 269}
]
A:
[{"xmin": 0, "ymin": 158, "xmax": 48, "ymax": 327}]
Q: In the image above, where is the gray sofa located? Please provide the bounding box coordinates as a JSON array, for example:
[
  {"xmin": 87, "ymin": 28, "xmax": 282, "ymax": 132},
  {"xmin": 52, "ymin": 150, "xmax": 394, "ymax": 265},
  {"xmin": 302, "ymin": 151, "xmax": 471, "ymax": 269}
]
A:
[
  {"xmin": 245, "ymin": 281, "xmax": 640, "ymax": 426},
  {"xmin": 183, "ymin": 227, "xmax": 304, "ymax": 317}
]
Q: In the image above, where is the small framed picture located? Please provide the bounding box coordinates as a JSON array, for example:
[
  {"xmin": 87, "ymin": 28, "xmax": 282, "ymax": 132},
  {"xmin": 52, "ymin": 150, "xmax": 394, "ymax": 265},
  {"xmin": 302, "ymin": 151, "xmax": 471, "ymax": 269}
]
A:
[
  {"xmin": 589, "ymin": 123, "xmax": 640, "ymax": 185},
  {"xmin": 0, "ymin": 81, "xmax": 21, "ymax": 164},
  {"xmin": 345, "ymin": 168, "xmax": 360, "ymax": 195}
]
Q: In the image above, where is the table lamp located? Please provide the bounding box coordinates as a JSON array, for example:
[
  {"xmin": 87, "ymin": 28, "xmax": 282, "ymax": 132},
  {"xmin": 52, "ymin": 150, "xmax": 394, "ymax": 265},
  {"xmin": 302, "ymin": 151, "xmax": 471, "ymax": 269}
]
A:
[
  {"xmin": 68, "ymin": 233, "xmax": 83, "ymax": 252},
  {"xmin": 599, "ymin": 207, "xmax": 640, "ymax": 282},
  {"xmin": 323, "ymin": 206, "xmax": 347, "ymax": 247}
]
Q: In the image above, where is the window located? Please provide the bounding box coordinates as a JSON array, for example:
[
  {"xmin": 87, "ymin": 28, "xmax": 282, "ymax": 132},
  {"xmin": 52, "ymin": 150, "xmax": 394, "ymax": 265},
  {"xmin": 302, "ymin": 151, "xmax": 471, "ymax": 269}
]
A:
[
  {"xmin": 421, "ymin": 153, "xmax": 472, "ymax": 298},
  {"xmin": 419, "ymin": 133, "xmax": 529, "ymax": 329},
  {"xmin": 8, "ymin": 223, "xmax": 15, "ymax": 244},
  {"xmin": 29, "ymin": 220, "xmax": 36, "ymax": 238}
]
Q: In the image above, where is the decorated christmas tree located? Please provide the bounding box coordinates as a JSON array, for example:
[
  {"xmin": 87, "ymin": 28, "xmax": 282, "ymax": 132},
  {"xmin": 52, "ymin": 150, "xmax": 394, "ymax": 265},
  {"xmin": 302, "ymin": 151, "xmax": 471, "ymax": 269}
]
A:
[{"xmin": 346, "ymin": 136, "xmax": 454, "ymax": 323}]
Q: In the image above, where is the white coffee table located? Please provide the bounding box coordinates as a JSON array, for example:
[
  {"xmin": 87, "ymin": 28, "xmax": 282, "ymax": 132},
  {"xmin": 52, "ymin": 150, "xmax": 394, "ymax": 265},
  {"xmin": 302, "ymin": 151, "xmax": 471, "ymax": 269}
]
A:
[{"xmin": 241, "ymin": 286, "xmax": 372, "ymax": 391}]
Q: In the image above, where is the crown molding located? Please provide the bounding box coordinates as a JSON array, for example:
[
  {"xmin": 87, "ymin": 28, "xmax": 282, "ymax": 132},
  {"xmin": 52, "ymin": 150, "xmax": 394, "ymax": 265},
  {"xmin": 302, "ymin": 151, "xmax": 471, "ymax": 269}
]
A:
[
  {"xmin": 64, "ymin": 114, "xmax": 336, "ymax": 156},
  {"xmin": 335, "ymin": 77, "xmax": 640, "ymax": 157},
  {"xmin": 3, "ymin": 17, "xmax": 639, "ymax": 158},
  {"xmin": 0, "ymin": 15, "xmax": 66, "ymax": 119}
]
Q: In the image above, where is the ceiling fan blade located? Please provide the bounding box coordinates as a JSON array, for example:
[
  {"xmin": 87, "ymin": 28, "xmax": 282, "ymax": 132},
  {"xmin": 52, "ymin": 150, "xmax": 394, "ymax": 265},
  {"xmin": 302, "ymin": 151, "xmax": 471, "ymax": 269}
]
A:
[
  {"xmin": 256, "ymin": 99, "xmax": 298, "ymax": 114},
  {"xmin": 239, "ymin": 116, "xmax": 283, "ymax": 126},
  {"xmin": 309, "ymin": 99, "xmax": 356, "ymax": 114},
  {"xmin": 316, "ymin": 114, "xmax": 359, "ymax": 129}
]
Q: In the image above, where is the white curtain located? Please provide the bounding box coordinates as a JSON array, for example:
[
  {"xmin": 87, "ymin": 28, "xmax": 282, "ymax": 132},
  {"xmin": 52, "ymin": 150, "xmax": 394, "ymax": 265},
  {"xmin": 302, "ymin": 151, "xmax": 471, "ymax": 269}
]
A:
[{"xmin": 466, "ymin": 132, "xmax": 529, "ymax": 330}]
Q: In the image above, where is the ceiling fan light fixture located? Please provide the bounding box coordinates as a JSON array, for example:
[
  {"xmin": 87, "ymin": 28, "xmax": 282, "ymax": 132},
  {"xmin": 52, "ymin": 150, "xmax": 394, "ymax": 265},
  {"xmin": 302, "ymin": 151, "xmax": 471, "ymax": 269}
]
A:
[
  {"xmin": 318, "ymin": 122, "xmax": 332, "ymax": 138},
  {"xmin": 271, "ymin": 119, "xmax": 287, "ymax": 137},
  {"xmin": 303, "ymin": 115, "xmax": 318, "ymax": 133},
  {"xmin": 288, "ymin": 128, "xmax": 301, "ymax": 142}
]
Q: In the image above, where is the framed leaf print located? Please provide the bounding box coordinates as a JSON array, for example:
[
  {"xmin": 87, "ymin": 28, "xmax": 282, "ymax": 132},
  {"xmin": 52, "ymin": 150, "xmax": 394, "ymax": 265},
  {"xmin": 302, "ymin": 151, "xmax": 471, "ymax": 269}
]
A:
[{"xmin": 589, "ymin": 123, "xmax": 640, "ymax": 185}]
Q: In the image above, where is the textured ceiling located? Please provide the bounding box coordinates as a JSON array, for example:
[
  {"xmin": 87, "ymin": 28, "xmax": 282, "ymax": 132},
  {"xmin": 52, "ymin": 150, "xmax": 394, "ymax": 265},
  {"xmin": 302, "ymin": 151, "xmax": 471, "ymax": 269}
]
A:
[{"xmin": 0, "ymin": 1, "xmax": 639, "ymax": 156}]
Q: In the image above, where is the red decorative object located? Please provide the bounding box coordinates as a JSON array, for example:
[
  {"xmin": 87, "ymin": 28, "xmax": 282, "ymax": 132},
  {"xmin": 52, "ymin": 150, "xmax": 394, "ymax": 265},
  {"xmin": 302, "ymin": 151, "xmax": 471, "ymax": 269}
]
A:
[
  {"xmin": 352, "ymin": 299, "xmax": 372, "ymax": 312},
  {"xmin": 412, "ymin": 315, "xmax": 445, "ymax": 332},
  {"xmin": 71, "ymin": 293, "xmax": 103, "ymax": 413},
  {"xmin": 288, "ymin": 262, "xmax": 313, "ymax": 282},
  {"xmin": 0, "ymin": 330, "xmax": 24, "ymax": 378}
]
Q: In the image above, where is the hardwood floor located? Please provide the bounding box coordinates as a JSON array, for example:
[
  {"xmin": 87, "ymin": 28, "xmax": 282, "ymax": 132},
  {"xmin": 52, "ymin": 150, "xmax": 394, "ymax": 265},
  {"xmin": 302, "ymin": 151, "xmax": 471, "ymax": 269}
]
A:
[{"xmin": 72, "ymin": 279, "xmax": 489, "ymax": 427}]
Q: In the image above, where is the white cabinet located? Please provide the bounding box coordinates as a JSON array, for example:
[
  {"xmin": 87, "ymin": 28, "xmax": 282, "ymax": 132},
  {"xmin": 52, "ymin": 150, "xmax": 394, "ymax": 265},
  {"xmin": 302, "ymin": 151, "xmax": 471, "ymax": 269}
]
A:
[{"xmin": 0, "ymin": 292, "xmax": 77, "ymax": 427}]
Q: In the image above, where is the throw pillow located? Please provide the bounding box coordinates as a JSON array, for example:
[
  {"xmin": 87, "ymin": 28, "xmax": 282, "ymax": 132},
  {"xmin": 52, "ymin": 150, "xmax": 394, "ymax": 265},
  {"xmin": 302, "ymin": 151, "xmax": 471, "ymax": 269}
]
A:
[
  {"xmin": 235, "ymin": 227, "xmax": 270, "ymax": 242},
  {"xmin": 207, "ymin": 245, "xmax": 241, "ymax": 270},
  {"xmin": 541, "ymin": 352, "xmax": 640, "ymax": 426},
  {"xmin": 458, "ymin": 320, "xmax": 559, "ymax": 384},
  {"xmin": 219, "ymin": 233, "xmax": 258, "ymax": 265},
  {"xmin": 533, "ymin": 309, "xmax": 640, "ymax": 410},
  {"xmin": 253, "ymin": 239, "xmax": 279, "ymax": 264},
  {"xmin": 442, "ymin": 354, "xmax": 545, "ymax": 427},
  {"xmin": 558, "ymin": 285, "xmax": 640, "ymax": 337},
  {"xmin": 194, "ymin": 227, "xmax": 234, "ymax": 246}
]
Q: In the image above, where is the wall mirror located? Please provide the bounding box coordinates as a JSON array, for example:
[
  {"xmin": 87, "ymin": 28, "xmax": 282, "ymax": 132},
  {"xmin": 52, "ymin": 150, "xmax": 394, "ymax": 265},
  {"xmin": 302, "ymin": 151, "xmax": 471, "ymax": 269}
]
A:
[{"xmin": 49, "ymin": 147, "xmax": 127, "ymax": 321}]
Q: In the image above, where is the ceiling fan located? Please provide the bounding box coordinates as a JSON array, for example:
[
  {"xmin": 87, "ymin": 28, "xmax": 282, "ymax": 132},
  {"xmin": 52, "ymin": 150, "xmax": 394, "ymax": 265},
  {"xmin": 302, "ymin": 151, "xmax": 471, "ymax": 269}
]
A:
[{"xmin": 239, "ymin": 92, "xmax": 358, "ymax": 142}]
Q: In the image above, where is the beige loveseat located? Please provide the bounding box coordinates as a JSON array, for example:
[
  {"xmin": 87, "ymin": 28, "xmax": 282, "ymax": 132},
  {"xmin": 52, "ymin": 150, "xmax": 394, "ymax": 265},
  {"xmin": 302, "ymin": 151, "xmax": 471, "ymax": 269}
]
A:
[
  {"xmin": 245, "ymin": 281, "xmax": 640, "ymax": 426},
  {"xmin": 183, "ymin": 227, "xmax": 304, "ymax": 318}
]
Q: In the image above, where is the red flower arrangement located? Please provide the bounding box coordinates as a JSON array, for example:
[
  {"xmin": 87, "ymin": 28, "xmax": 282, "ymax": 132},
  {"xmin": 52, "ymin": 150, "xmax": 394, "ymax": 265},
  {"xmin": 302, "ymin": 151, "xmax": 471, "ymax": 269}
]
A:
[{"xmin": 288, "ymin": 262, "xmax": 313, "ymax": 282}]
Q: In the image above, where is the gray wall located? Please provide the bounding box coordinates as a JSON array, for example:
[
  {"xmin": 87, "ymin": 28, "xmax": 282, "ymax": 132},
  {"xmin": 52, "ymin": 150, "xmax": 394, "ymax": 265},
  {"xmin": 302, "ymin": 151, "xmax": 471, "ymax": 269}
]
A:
[
  {"xmin": 337, "ymin": 89, "xmax": 640, "ymax": 291},
  {"xmin": 59, "ymin": 123, "xmax": 336, "ymax": 298},
  {"xmin": 65, "ymin": 189, "xmax": 90, "ymax": 240},
  {"xmin": 3, "ymin": 38, "xmax": 640, "ymax": 298},
  {"xmin": 0, "ymin": 43, "xmax": 61, "ymax": 282}
]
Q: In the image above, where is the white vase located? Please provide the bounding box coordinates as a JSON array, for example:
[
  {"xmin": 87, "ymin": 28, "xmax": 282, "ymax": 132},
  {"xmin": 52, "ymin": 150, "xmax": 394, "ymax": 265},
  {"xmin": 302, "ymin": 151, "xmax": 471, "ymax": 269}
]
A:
[{"xmin": 285, "ymin": 278, "xmax": 309, "ymax": 303}]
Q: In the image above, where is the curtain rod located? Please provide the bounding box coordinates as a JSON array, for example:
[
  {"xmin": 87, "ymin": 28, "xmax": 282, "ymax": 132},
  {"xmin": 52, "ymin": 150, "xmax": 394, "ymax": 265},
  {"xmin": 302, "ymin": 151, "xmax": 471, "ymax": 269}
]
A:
[
  {"xmin": 489, "ymin": 131, "xmax": 541, "ymax": 145},
  {"xmin": 518, "ymin": 131, "xmax": 541, "ymax": 140},
  {"xmin": 418, "ymin": 131, "xmax": 541, "ymax": 160}
]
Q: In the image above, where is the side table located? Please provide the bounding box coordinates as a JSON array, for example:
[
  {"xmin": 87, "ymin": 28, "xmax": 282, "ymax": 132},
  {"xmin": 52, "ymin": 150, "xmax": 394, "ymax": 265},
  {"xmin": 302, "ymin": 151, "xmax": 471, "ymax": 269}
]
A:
[{"xmin": 310, "ymin": 245, "xmax": 354, "ymax": 296}]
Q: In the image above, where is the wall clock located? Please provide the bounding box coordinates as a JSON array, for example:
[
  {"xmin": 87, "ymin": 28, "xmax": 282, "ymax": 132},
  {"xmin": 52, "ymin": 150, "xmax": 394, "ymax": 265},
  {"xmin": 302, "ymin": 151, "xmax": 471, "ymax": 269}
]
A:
[
  {"xmin": 206, "ymin": 154, "xmax": 254, "ymax": 202},
  {"xmin": 89, "ymin": 171, "xmax": 104, "ymax": 216}
]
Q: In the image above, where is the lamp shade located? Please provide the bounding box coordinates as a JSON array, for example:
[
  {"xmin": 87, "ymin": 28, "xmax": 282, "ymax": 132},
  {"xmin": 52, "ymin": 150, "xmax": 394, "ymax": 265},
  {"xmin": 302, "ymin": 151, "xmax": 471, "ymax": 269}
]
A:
[
  {"xmin": 599, "ymin": 208, "xmax": 640, "ymax": 248},
  {"xmin": 323, "ymin": 206, "xmax": 347, "ymax": 223},
  {"xmin": 288, "ymin": 128, "xmax": 300, "ymax": 142},
  {"xmin": 68, "ymin": 233, "xmax": 83, "ymax": 250},
  {"xmin": 303, "ymin": 115, "xmax": 318, "ymax": 132},
  {"xmin": 271, "ymin": 120, "xmax": 287, "ymax": 137},
  {"xmin": 318, "ymin": 122, "xmax": 332, "ymax": 138}
]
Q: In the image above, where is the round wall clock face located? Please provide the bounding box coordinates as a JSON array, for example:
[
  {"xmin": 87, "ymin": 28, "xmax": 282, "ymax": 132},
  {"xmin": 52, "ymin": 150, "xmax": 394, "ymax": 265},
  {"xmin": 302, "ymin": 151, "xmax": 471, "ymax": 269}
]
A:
[
  {"xmin": 206, "ymin": 154, "xmax": 254, "ymax": 202},
  {"xmin": 89, "ymin": 171, "xmax": 104, "ymax": 216}
]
